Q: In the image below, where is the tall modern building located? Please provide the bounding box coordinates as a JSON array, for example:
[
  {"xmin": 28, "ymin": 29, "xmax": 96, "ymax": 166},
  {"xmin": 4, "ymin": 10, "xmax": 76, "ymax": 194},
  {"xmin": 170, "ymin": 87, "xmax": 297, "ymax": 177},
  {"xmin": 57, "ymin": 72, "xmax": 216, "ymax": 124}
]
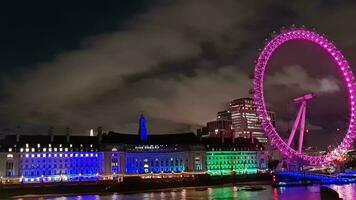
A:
[
  {"xmin": 229, "ymin": 97, "xmax": 276, "ymax": 144},
  {"xmin": 198, "ymin": 97, "xmax": 276, "ymax": 144}
]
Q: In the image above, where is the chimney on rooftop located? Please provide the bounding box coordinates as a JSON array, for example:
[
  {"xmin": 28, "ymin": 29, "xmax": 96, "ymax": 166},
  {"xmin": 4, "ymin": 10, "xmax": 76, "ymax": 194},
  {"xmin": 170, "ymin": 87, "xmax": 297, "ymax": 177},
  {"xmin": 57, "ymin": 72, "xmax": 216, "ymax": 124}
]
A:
[
  {"xmin": 232, "ymin": 131, "xmax": 236, "ymax": 144},
  {"xmin": 48, "ymin": 127, "xmax": 54, "ymax": 142},
  {"xmin": 66, "ymin": 127, "xmax": 70, "ymax": 143},
  {"xmin": 97, "ymin": 126, "xmax": 103, "ymax": 144},
  {"xmin": 16, "ymin": 126, "xmax": 21, "ymax": 143},
  {"xmin": 221, "ymin": 132, "xmax": 225, "ymax": 144}
]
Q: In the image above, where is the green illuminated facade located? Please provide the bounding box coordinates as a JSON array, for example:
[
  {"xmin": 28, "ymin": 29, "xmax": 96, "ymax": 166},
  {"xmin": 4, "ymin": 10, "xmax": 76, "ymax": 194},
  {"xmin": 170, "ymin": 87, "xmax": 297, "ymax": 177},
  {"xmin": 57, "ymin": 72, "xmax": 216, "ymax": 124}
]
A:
[{"xmin": 206, "ymin": 150, "xmax": 258, "ymax": 176}]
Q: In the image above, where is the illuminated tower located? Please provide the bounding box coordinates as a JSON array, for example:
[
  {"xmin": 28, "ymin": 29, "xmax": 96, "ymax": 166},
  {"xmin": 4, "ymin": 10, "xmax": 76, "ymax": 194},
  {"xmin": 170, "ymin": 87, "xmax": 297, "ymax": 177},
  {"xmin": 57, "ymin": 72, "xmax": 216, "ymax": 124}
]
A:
[{"xmin": 139, "ymin": 114, "xmax": 148, "ymax": 143}]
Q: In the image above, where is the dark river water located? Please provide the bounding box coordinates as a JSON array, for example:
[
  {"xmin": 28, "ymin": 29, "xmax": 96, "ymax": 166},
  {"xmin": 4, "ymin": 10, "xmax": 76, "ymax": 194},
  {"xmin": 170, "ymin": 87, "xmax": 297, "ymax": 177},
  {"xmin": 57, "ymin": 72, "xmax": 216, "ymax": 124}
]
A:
[{"xmin": 15, "ymin": 184, "xmax": 356, "ymax": 200}]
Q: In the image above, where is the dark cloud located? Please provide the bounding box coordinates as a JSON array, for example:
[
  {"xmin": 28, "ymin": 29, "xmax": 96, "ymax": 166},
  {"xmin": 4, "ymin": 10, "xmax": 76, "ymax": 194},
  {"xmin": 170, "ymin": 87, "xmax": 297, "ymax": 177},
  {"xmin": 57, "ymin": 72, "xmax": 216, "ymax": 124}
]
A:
[{"xmin": 0, "ymin": 0, "xmax": 355, "ymax": 151}]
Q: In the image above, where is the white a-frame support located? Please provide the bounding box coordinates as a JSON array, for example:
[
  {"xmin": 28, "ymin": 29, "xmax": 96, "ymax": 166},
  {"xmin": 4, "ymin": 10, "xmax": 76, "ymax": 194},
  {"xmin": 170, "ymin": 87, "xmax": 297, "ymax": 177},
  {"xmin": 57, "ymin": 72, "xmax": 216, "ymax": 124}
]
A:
[{"xmin": 287, "ymin": 94, "xmax": 313, "ymax": 153}]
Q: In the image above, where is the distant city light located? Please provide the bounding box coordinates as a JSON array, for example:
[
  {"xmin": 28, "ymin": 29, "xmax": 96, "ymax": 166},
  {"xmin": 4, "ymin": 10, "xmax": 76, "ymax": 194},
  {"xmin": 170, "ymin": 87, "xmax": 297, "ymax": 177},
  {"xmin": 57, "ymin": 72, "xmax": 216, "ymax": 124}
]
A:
[{"xmin": 90, "ymin": 129, "xmax": 94, "ymax": 136}]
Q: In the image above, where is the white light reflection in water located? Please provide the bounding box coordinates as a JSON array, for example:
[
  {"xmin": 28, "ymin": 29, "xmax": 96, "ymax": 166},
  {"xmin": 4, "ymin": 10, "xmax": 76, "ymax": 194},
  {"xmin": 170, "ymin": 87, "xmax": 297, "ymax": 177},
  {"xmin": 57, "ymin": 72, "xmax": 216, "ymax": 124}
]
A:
[
  {"xmin": 149, "ymin": 192, "xmax": 154, "ymax": 198},
  {"xmin": 181, "ymin": 188, "xmax": 186, "ymax": 200},
  {"xmin": 207, "ymin": 187, "xmax": 212, "ymax": 196},
  {"xmin": 111, "ymin": 193, "xmax": 119, "ymax": 200},
  {"xmin": 232, "ymin": 186, "xmax": 238, "ymax": 198},
  {"xmin": 169, "ymin": 191, "xmax": 176, "ymax": 200}
]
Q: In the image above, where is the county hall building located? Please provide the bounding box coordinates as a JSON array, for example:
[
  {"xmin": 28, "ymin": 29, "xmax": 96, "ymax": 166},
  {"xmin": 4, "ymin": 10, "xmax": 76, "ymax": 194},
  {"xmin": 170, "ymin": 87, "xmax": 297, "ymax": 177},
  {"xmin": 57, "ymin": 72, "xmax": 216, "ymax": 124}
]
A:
[{"xmin": 0, "ymin": 115, "xmax": 267, "ymax": 184}]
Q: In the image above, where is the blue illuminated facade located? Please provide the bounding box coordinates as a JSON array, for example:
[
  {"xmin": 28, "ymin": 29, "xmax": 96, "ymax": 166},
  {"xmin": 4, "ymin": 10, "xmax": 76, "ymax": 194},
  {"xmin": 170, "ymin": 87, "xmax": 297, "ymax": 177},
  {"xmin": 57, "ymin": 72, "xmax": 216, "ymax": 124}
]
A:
[
  {"xmin": 0, "ymin": 134, "xmax": 106, "ymax": 183},
  {"xmin": 104, "ymin": 143, "xmax": 206, "ymax": 175},
  {"xmin": 126, "ymin": 152, "xmax": 186, "ymax": 174},
  {"xmin": 19, "ymin": 151, "xmax": 102, "ymax": 183}
]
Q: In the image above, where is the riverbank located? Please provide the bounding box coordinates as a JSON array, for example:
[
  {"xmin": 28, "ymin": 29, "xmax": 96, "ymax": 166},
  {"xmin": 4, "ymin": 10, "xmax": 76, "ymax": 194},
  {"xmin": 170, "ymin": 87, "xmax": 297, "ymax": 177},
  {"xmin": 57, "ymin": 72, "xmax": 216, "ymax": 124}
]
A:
[{"xmin": 0, "ymin": 174, "xmax": 272, "ymax": 199}]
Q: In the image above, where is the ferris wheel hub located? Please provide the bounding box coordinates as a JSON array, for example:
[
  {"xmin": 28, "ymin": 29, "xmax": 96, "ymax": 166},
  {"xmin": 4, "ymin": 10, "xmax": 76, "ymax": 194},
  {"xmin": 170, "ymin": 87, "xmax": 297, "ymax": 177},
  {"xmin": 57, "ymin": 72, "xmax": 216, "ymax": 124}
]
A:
[{"xmin": 293, "ymin": 93, "xmax": 314, "ymax": 103}]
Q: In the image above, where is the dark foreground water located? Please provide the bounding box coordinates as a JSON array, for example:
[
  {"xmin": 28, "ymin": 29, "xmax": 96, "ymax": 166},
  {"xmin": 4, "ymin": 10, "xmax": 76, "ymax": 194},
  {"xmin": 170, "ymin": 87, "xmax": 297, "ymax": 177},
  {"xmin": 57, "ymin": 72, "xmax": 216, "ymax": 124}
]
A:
[{"xmin": 15, "ymin": 184, "xmax": 356, "ymax": 200}]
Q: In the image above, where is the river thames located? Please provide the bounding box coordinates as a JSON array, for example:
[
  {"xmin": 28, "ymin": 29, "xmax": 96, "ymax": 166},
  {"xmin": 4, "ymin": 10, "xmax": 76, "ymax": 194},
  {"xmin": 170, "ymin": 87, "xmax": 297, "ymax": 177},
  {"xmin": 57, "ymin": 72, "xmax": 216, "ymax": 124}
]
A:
[{"xmin": 15, "ymin": 184, "xmax": 356, "ymax": 200}]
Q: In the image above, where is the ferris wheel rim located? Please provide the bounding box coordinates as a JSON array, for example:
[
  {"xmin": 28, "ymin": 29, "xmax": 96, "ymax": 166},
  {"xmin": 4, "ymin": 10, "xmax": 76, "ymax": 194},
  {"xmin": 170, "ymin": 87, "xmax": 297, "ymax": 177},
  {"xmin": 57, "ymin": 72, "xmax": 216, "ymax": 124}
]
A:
[{"xmin": 253, "ymin": 28, "xmax": 356, "ymax": 165}]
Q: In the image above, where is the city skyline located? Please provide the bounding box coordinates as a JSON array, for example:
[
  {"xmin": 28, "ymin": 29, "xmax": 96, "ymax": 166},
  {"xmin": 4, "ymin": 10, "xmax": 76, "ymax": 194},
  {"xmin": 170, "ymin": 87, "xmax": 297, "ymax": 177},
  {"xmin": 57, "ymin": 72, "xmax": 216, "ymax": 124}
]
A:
[
  {"xmin": 0, "ymin": 1, "xmax": 355, "ymax": 199},
  {"xmin": 0, "ymin": 1, "xmax": 354, "ymax": 145}
]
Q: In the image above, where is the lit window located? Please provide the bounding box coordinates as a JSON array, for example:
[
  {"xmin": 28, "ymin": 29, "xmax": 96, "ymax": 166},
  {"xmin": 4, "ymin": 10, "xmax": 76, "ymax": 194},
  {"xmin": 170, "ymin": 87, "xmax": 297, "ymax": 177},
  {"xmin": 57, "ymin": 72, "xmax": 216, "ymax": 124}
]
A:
[
  {"xmin": 48, "ymin": 144, "xmax": 52, "ymax": 147},
  {"xmin": 54, "ymin": 148, "xmax": 57, "ymax": 152},
  {"xmin": 59, "ymin": 148, "xmax": 63, "ymax": 151},
  {"xmin": 26, "ymin": 144, "xmax": 29, "ymax": 148},
  {"xmin": 70, "ymin": 144, "xmax": 73, "ymax": 148},
  {"xmin": 43, "ymin": 148, "xmax": 47, "ymax": 152},
  {"xmin": 31, "ymin": 148, "xmax": 35, "ymax": 152},
  {"xmin": 43, "ymin": 154, "xmax": 46, "ymax": 158},
  {"xmin": 85, "ymin": 154, "xmax": 88, "ymax": 157},
  {"xmin": 37, "ymin": 144, "xmax": 40, "ymax": 148},
  {"xmin": 8, "ymin": 148, "xmax": 12, "ymax": 152},
  {"xmin": 64, "ymin": 148, "xmax": 68, "ymax": 152},
  {"xmin": 20, "ymin": 148, "xmax": 24, "ymax": 152},
  {"xmin": 37, "ymin": 154, "xmax": 40, "ymax": 158},
  {"xmin": 49, "ymin": 148, "xmax": 52, "ymax": 152},
  {"xmin": 54, "ymin": 154, "xmax": 57, "ymax": 157},
  {"xmin": 25, "ymin": 154, "xmax": 29, "ymax": 158},
  {"xmin": 7, "ymin": 154, "xmax": 13, "ymax": 158},
  {"xmin": 59, "ymin": 154, "xmax": 63, "ymax": 157},
  {"xmin": 25, "ymin": 148, "xmax": 29, "ymax": 152},
  {"xmin": 31, "ymin": 154, "xmax": 35, "ymax": 158}
]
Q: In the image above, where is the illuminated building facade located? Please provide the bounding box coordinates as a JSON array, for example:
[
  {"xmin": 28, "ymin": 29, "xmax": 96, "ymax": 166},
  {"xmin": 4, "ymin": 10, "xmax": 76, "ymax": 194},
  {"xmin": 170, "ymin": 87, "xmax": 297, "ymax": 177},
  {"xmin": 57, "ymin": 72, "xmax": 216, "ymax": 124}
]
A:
[
  {"xmin": 229, "ymin": 97, "xmax": 276, "ymax": 144},
  {"xmin": 0, "ymin": 132, "xmax": 267, "ymax": 183},
  {"xmin": 0, "ymin": 134, "xmax": 104, "ymax": 183},
  {"xmin": 202, "ymin": 137, "xmax": 267, "ymax": 176},
  {"xmin": 206, "ymin": 120, "xmax": 233, "ymax": 140},
  {"xmin": 103, "ymin": 132, "xmax": 206, "ymax": 175},
  {"xmin": 197, "ymin": 97, "xmax": 275, "ymax": 144},
  {"xmin": 0, "ymin": 115, "xmax": 268, "ymax": 184},
  {"xmin": 125, "ymin": 151, "xmax": 189, "ymax": 174},
  {"xmin": 206, "ymin": 151, "xmax": 259, "ymax": 175}
]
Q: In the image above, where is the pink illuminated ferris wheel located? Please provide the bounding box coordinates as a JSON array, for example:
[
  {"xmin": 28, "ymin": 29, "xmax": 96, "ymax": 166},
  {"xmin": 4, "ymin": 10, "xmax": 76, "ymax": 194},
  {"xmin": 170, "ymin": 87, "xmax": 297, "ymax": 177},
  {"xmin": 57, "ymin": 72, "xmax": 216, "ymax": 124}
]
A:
[{"xmin": 253, "ymin": 28, "xmax": 356, "ymax": 165}]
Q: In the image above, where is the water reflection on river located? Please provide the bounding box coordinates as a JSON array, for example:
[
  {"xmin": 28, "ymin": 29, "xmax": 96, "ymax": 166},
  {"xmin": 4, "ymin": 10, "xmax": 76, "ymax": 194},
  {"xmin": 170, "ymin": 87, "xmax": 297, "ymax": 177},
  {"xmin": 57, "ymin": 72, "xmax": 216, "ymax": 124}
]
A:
[{"xmin": 17, "ymin": 184, "xmax": 356, "ymax": 200}]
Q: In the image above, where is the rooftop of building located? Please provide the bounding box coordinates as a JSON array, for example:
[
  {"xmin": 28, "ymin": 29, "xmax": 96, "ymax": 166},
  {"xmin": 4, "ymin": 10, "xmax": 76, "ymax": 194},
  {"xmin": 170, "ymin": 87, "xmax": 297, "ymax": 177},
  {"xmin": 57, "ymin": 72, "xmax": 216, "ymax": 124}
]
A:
[
  {"xmin": 201, "ymin": 137, "xmax": 265, "ymax": 151},
  {"xmin": 0, "ymin": 132, "xmax": 265, "ymax": 152},
  {"xmin": 1, "ymin": 134, "xmax": 98, "ymax": 145},
  {"xmin": 102, "ymin": 131, "xmax": 199, "ymax": 145},
  {"xmin": 229, "ymin": 97, "xmax": 254, "ymax": 105}
]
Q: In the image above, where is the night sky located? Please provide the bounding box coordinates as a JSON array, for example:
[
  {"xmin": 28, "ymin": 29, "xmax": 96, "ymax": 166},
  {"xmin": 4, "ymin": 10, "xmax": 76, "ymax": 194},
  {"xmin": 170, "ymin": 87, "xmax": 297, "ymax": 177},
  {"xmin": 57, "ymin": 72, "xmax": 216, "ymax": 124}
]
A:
[{"xmin": 0, "ymin": 0, "xmax": 355, "ymax": 148}]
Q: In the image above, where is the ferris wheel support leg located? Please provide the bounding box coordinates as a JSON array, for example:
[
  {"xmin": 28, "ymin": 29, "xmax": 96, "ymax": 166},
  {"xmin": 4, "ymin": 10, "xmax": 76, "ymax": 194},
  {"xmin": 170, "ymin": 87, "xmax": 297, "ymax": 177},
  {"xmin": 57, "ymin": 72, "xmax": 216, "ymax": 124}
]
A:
[
  {"xmin": 298, "ymin": 103, "xmax": 307, "ymax": 153},
  {"xmin": 287, "ymin": 102, "xmax": 305, "ymax": 147}
]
